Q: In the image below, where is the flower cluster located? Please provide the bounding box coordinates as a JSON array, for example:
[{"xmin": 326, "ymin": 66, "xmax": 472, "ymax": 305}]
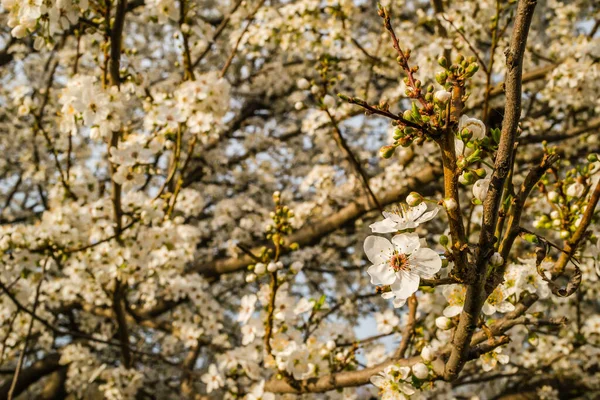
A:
[{"xmin": 365, "ymin": 200, "xmax": 442, "ymax": 307}]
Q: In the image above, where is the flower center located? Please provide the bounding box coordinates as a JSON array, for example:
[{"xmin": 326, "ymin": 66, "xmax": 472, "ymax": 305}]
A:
[{"xmin": 389, "ymin": 253, "xmax": 410, "ymax": 272}]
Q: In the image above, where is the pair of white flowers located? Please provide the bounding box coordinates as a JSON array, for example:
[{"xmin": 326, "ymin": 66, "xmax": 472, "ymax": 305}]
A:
[{"xmin": 365, "ymin": 202, "xmax": 442, "ymax": 308}]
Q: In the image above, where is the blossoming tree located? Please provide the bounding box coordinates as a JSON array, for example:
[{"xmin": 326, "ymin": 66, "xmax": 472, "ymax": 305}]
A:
[{"xmin": 0, "ymin": 0, "xmax": 599, "ymax": 399}]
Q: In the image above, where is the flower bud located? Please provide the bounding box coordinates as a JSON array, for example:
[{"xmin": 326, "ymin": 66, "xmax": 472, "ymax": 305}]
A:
[
  {"xmin": 322, "ymin": 95, "xmax": 336, "ymax": 109},
  {"xmin": 254, "ymin": 263, "xmax": 266, "ymax": 274},
  {"xmin": 412, "ymin": 362, "xmax": 429, "ymax": 379},
  {"xmin": 444, "ymin": 198, "xmax": 458, "ymax": 211},
  {"xmin": 297, "ymin": 78, "xmax": 310, "ymax": 90},
  {"xmin": 465, "ymin": 63, "xmax": 479, "ymax": 77},
  {"xmin": 434, "ymin": 90, "xmax": 451, "ymax": 104},
  {"xmin": 421, "ymin": 346, "xmax": 434, "ymax": 361},
  {"xmin": 566, "ymin": 182, "xmax": 584, "ymax": 198},
  {"xmin": 435, "ymin": 316, "xmax": 452, "ymax": 330},
  {"xmin": 267, "ymin": 262, "xmax": 278, "ymax": 272},
  {"xmin": 439, "ymin": 235, "xmax": 449, "ymax": 247},
  {"xmin": 438, "ymin": 56, "xmax": 448, "ymax": 68},
  {"xmin": 245, "ymin": 273, "xmax": 256, "ymax": 283},
  {"xmin": 490, "ymin": 252, "xmax": 504, "ymax": 267},
  {"xmin": 379, "ymin": 145, "xmax": 396, "ymax": 159},
  {"xmin": 435, "ymin": 71, "xmax": 448, "ymax": 85},
  {"xmin": 294, "ymin": 101, "xmax": 304, "ymax": 110},
  {"xmin": 548, "ymin": 191, "xmax": 559, "ymax": 202},
  {"xmin": 406, "ymin": 192, "xmax": 423, "ymax": 206}
]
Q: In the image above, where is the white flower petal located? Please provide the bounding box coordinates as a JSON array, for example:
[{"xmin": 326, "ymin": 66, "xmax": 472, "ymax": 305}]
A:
[
  {"xmin": 393, "ymin": 297, "xmax": 407, "ymax": 308},
  {"xmin": 367, "ymin": 263, "xmax": 396, "ymax": 286},
  {"xmin": 415, "ymin": 207, "xmax": 439, "ymax": 223},
  {"xmin": 364, "ymin": 236, "xmax": 394, "ymax": 264},
  {"xmin": 391, "ymin": 233, "xmax": 421, "ymax": 255},
  {"xmin": 369, "ymin": 218, "xmax": 398, "ymax": 233},
  {"xmin": 443, "ymin": 305, "xmax": 463, "ymax": 318},
  {"xmin": 410, "ymin": 248, "xmax": 442, "ymax": 277},
  {"xmin": 391, "ymin": 271, "xmax": 420, "ymax": 298}
]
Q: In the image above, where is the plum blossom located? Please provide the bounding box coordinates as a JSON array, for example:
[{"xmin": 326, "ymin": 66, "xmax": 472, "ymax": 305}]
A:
[
  {"xmin": 238, "ymin": 294, "xmax": 258, "ymax": 325},
  {"xmin": 369, "ymin": 203, "xmax": 439, "ymax": 233},
  {"xmin": 481, "ymin": 347, "xmax": 510, "ymax": 372},
  {"xmin": 482, "ymin": 285, "xmax": 515, "ymax": 315},
  {"xmin": 201, "ymin": 364, "xmax": 224, "ymax": 393},
  {"xmin": 370, "ymin": 365, "xmax": 415, "ymax": 399},
  {"xmin": 365, "ymin": 233, "xmax": 442, "ymax": 307},
  {"xmin": 375, "ymin": 309, "xmax": 400, "ymax": 334},
  {"xmin": 245, "ymin": 380, "xmax": 275, "ymax": 400},
  {"xmin": 443, "ymin": 284, "xmax": 466, "ymax": 317}
]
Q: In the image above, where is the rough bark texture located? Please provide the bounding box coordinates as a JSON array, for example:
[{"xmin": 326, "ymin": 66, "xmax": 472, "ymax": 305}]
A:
[{"xmin": 444, "ymin": 0, "xmax": 538, "ymax": 381}]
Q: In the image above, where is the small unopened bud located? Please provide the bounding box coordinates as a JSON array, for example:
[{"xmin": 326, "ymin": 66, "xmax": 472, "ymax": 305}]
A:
[
  {"xmin": 254, "ymin": 263, "xmax": 266, "ymax": 275},
  {"xmin": 435, "ymin": 316, "xmax": 452, "ymax": 330},
  {"xmin": 434, "ymin": 90, "xmax": 452, "ymax": 103},
  {"xmin": 267, "ymin": 262, "xmax": 278, "ymax": 272},
  {"xmin": 294, "ymin": 101, "xmax": 304, "ymax": 110},
  {"xmin": 490, "ymin": 252, "xmax": 504, "ymax": 267},
  {"xmin": 421, "ymin": 346, "xmax": 434, "ymax": 361},
  {"xmin": 412, "ymin": 362, "xmax": 429, "ymax": 379},
  {"xmin": 322, "ymin": 95, "xmax": 336, "ymax": 109},
  {"xmin": 297, "ymin": 78, "xmax": 310, "ymax": 90},
  {"xmin": 444, "ymin": 198, "xmax": 458, "ymax": 211},
  {"xmin": 465, "ymin": 63, "xmax": 479, "ymax": 77},
  {"xmin": 439, "ymin": 235, "xmax": 449, "ymax": 247},
  {"xmin": 245, "ymin": 273, "xmax": 256, "ymax": 283},
  {"xmin": 437, "ymin": 56, "xmax": 448, "ymax": 68},
  {"xmin": 406, "ymin": 192, "xmax": 423, "ymax": 206},
  {"xmin": 435, "ymin": 71, "xmax": 448, "ymax": 85},
  {"xmin": 379, "ymin": 145, "xmax": 396, "ymax": 159}
]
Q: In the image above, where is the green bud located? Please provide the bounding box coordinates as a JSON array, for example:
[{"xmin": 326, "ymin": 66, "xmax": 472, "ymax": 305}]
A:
[
  {"xmin": 403, "ymin": 109, "xmax": 413, "ymax": 121},
  {"xmin": 393, "ymin": 128, "xmax": 404, "ymax": 139},
  {"xmin": 588, "ymin": 153, "xmax": 598, "ymax": 162},
  {"xmin": 439, "ymin": 234, "xmax": 449, "ymax": 247},
  {"xmin": 523, "ymin": 233, "xmax": 538, "ymax": 243},
  {"xmin": 435, "ymin": 71, "xmax": 448, "ymax": 85},
  {"xmin": 438, "ymin": 56, "xmax": 448, "ymax": 68},
  {"xmin": 337, "ymin": 93, "xmax": 350, "ymax": 101},
  {"xmin": 379, "ymin": 145, "xmax": 396, "ymax": 159},
  {"xmin": 455, "ymin": 54, "xmax": 464, "ymax": 64},
  {"xmin": 465, "ymin": 63, "xmax": 479, "ymax": 77},
  {"xmin": 474, "ymin": 168, "xmax": 487, "ymax": 178},
  {"xmin": 463, "ymin": 171, "xmax": 476, "ymax": 184}
]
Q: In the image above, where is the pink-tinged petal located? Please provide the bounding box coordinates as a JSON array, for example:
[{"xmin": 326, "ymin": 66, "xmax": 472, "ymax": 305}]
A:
[
  {"xmin": 391, "ymin": 233, "xmax": 420, "ymax": 255},
  {"xmin": 415, "ymin": 207, "xmax": 439, "ymax": 223},
  {"xmin": 390, "ymin": 271, "xmax": 420, "ymax": 298},
  {"xmin": 410, "ymin": 248, "xmax": 442, "ymax": 277},
  {"xmin": 367, "ymin": 263, "xmax": 396, "ymax": 286},
  {"xmin": 364, "ymin": 236, "xmax": 394, "ymax": 264},
  {"xmin": 369, "ymin": 218, "xmax": 398, "ymax": 233}
]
